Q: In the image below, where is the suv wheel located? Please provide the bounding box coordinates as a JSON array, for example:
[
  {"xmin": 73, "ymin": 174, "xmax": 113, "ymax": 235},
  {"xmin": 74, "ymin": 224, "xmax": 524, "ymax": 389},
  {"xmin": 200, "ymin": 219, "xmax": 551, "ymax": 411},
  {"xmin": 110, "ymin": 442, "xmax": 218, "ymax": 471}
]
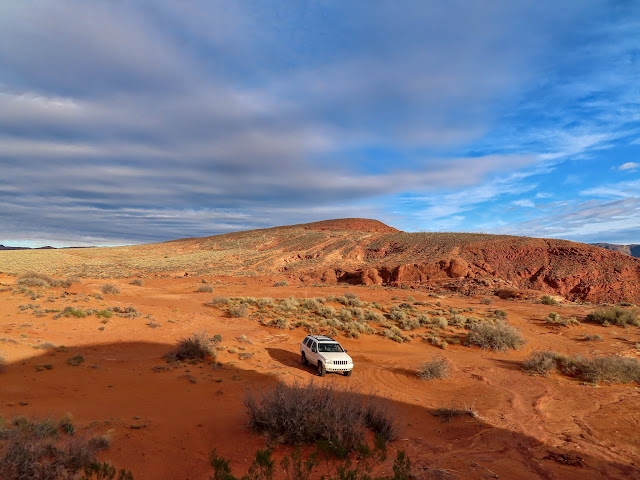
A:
[
  {"xmin": 301, "ymin": 353, "xmax": 308, "ymax": 366},
  {"xmin": 317, "ymin": 362, "xmax": 326, "ymax": 377},
  {"xmin": 343, "ymin": 370, "xmax": 352, "ymax": 377}
]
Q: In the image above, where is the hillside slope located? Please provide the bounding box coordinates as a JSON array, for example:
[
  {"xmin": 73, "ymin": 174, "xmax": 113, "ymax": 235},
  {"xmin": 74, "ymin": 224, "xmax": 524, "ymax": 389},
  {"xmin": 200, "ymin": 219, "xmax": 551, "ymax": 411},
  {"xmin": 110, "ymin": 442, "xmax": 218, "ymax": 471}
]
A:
[{"xmin": 1, "ymin": 218, "xmax": 639, "ymax": 303}]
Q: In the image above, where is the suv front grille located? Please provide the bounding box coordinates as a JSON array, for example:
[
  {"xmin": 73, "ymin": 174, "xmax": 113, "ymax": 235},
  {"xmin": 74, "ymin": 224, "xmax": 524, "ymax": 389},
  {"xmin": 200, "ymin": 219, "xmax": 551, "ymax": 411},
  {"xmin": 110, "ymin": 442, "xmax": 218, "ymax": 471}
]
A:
[{"xmin": 334, "ymin": 360, "xmax": 348, "ymax": 365}]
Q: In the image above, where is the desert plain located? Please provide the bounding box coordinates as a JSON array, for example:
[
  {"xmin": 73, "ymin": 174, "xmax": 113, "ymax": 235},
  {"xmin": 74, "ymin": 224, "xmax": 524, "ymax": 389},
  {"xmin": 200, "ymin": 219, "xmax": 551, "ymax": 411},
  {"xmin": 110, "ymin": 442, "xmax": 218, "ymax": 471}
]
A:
[{"xmin": 1, "ymin": 220, "xmax": 639, "ymax": 479}]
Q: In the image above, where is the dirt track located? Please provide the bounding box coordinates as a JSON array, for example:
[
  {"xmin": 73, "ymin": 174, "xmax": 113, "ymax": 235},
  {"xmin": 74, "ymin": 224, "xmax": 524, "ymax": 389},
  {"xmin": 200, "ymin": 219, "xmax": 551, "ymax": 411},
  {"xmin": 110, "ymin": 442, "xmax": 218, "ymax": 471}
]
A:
[{"xmin": 1, "ymin": 274, "xmax": 639, "ymax": 479}]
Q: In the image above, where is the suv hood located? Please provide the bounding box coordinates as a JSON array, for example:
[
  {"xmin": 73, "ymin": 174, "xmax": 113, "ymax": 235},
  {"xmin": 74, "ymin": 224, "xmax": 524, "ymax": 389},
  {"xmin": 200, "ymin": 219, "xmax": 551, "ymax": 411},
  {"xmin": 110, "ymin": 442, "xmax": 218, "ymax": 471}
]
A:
[{"xmin": 320, "ymin": 352, "xmax": 352, "ymax": 363}]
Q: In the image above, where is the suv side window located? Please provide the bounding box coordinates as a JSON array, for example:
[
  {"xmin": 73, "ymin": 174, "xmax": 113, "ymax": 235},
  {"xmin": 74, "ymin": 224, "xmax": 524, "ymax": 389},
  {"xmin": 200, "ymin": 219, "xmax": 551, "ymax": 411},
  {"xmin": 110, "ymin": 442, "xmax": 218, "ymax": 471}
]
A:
[
  {"xmin": 311, "ymin": 341, "xmax": 317, "ymax": 353},
  {"xmin": 304, "ymin": 338, "xmax": 312, "ymax": 348}
]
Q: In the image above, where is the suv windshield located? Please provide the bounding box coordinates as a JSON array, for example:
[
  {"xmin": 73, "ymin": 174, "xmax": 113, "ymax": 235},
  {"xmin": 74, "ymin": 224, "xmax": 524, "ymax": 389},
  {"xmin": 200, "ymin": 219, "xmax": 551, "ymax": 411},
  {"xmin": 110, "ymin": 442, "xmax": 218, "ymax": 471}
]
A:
[{"xmin": 318, "ymin": 342, "xmax": 344, "ymax": 353}]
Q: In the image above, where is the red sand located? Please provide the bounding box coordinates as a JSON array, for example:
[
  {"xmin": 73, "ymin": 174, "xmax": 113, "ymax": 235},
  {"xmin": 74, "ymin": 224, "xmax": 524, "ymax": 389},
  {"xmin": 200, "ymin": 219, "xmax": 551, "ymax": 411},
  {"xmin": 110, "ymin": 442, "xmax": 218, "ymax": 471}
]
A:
[{"xmin": 1, "ymin": 274, "xmax": 639, "ymax": 479}]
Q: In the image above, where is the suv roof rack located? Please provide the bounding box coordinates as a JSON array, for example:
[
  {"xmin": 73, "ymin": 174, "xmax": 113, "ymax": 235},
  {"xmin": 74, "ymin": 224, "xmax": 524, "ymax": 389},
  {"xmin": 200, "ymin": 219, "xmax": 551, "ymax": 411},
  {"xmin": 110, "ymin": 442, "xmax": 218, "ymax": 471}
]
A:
[{"xmin": 309, "ymin": 335, "xmax": 335, "ymax": 342}]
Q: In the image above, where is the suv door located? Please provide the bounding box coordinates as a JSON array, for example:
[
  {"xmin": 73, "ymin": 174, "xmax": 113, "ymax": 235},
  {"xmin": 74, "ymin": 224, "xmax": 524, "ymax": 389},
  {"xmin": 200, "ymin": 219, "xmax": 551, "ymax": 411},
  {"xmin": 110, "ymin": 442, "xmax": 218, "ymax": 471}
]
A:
[{"xmin": 308, "ymin": 340, "xmax": 319, "ymax": 365}]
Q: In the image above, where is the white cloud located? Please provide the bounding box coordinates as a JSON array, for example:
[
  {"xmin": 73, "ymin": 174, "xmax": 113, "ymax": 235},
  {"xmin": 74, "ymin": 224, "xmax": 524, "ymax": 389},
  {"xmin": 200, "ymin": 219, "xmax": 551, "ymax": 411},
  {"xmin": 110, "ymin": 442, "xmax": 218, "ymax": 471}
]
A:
[
  {"xmin": 512, "ymin": 199, "xmax": 535, "ymax": 208},
  {"xmin": 619, "ymin": 162, "xmax": 640, "ymax": 171}
]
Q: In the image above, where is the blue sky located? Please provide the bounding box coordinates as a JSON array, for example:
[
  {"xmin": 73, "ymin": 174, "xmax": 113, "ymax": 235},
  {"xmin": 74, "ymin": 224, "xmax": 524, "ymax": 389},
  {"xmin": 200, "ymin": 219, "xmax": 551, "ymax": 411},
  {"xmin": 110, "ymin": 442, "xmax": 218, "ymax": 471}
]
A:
[{"xmin": 1, "ymin": 1, "xmax": 639, "ymax": 247}]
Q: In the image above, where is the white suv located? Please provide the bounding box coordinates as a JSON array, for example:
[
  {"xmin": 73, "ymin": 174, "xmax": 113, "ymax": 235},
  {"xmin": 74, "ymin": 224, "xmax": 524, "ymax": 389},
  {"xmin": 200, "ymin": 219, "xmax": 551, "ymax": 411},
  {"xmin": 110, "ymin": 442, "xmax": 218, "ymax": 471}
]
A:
[{"xmin": 300, "ymin": 335, "xmax": 353, "ymax": 377}]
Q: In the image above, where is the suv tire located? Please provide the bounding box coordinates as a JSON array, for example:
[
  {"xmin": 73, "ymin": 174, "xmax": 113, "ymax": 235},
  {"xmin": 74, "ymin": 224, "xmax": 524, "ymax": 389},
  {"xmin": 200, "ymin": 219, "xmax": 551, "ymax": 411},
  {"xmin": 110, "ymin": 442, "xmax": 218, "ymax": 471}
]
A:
[
  {"xmin": 301, "ymin": 353, "xmax": 308, "ymax": 366},
  {"xmin": 343, "ymin": 370, "xmax": 352, "ymax": 377},
  {"xmin": 317, "ymin": 362, "xmax": 326, "ymax": 377}
]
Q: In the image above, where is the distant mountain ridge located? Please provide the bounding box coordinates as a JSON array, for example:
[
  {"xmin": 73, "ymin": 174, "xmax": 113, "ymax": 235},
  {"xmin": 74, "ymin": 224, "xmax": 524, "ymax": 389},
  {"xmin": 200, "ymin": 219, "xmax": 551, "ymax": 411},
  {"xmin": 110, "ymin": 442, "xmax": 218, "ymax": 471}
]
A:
[
  {"xmin": 592, "ymin": 243, "xmax": 640, "ymax": 259},
  {"xmin": 0, "ymin": 245, "xmax": 55, "ymax": 250},
  {"xmin": 2, "ymin": 218, "xmax": 640, "ymax": 303}
]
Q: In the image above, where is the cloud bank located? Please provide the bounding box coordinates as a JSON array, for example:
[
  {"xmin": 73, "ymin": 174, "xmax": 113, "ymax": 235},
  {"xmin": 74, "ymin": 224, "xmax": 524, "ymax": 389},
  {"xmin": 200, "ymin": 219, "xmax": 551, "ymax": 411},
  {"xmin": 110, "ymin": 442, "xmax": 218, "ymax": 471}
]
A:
[{"xmin": 1, "ymin": 1, "xmax": 639, "ymax": 246}]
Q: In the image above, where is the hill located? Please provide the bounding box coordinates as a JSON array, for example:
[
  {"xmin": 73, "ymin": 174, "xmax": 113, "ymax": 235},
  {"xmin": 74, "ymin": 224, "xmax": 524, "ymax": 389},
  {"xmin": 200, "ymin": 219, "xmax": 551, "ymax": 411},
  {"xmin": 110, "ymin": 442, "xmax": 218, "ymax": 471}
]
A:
[
  {"xmin": 592, "ymin": 242, "xmax": 640, "ymax": 259},
  {"xmin": 1, "ymin": 218, "xmax": 640, "ymax": 303}
]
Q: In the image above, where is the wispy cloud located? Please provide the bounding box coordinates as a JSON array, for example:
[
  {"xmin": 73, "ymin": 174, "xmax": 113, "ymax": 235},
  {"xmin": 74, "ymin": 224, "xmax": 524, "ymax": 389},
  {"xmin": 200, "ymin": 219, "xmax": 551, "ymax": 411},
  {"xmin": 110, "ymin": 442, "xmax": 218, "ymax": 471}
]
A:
[{"xmin": 619, "ymin": 162, "xmax": 640, "ymax": 171}]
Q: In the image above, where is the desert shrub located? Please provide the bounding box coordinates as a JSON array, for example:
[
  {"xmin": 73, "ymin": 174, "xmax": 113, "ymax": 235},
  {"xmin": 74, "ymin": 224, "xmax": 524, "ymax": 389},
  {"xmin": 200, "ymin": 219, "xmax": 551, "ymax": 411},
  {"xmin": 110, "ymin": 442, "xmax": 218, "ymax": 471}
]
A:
[
  {"xmin": 398, "ymin": 316, "xmax": 420, "ymax": 331},
  {"xmin": 545, "ymin": 312, "xmax": 579, "ymax": 327},
  {"xmin": 59, "ymin": 307, "xmax": 86, "ymax": 318},
  {"xmin": 67, "ymin": 355, "xmax": 85, "ymax": 366},
  {"xmin": 256, "ymin": 297, "xmax": 274, "ymax": 307},
  {"xmin": 417, "ymin": 357, "xmax": 450, "ymax": 380},
  {"xmin": 101, "ymin": 284, "xmax": 120, "ymax": 295},
  {"xmin": 168, "ymin": 333, "xmax": 213, "ymax": 362},
  {"xmin": 210, "ymin": 444, "xmax": 409, "ymax": 480},
  {"xmin": 301, "ymin": 298, "xmax": 321, "ymax": 311},
  {"xmin": 336, "ymin": 294, "xmax": 362, "ymax": 307},
  {"xmin": 523, "ymin": 352, "xmax": 640, "ymax": 384},
  {"xmin": 130, "ymin": 279, "xmax": 144, "ymax": 286},
  {"xmin": 197, "ymin": 285, "xmax": 214, "ymax": 293},
  {"xmin": 493, "ymin": 310, "xmax": 507, "ymax": 318},
  {"xmin": 16, "ymin": 272, "xmax": 72, "ymax": 288},
  {"xmin": 273, "ymin": 281, "xmax": 288, "ymax": 287},
  {"xmin": 480, "ymin": 298, "xmax": 492, "ymax": 305},
  {"xmin": 274, "ymin": 318, "xmax": 289, "ymax": 330},
  {"xmin": 522, "ymin": 351, "xmax": 562, "ymax": 376},
  {"xmin": 540, "ymin": 295, "xmax": 558, "ymax": 306},
  {"xmin": 585, "ymin": 307, "xmax": 639, "ymax": 327},
  {"xmin": 565, "ymin": 356, "xmax": 640, "ymax": 384},
  {"xmin": 228, "ymin": 303, "xmax": 249, "ymax": 318},
  {"xmin": 96, "ymin": 310, "xmax": 113, "ymax": 319},
  {"xmin": 581, "ymin": 334, "xmax": 603, "ymax": 342},
  {"xmin": 338, "ymin": 308, "xmax": 352, "ymax": 323},
  {"xmin": 416, "ymin": 313, "xmax": 429, "ymax": 325},
  {"xmin": 0, "ymin": 415, "xmax": 131, "ymax": 480},
  {"xmin": 466, "ymin": 321, "xmax": 525, "ymax": 351},
  {"xmin": 389, "ymin": 307, "xmax": 407, "ymax": 322},
  {"xmin": 209, "ymin": 296, "xmax": 229, "ymax": 306},
  {"xmin": 362, "ymin": 309, "xmax": 383, "ymax": 323},
  {"xmin": 244, "ymin": 381, "xmax": 397, "ymax": 452},
  {"xmin": 432, "ymin": 403, "xmax": 477, "ymax": 423}
]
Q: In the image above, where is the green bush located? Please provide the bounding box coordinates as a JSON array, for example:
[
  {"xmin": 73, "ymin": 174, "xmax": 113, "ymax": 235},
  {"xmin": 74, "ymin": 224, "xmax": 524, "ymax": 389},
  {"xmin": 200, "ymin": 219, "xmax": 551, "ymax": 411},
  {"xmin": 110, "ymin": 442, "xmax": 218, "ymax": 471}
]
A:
[
  {"xmin": 466, "ymin": 321, "xmax": 524, "ymax": 351},
  {"xmin": 273, "ymin": 281, "xmax": 288, "ymax": 287},
  {"xmin": 130, "ymin": 279, "xmax": 144, "ymax": 286},
  {"xmin": 197, "ymin": 285, "xmax": 214, "ymax": 293},
  {"xmin": 585, "ymin": 307, "xmax": 639, "ymax": 327},
  {"xmin": 540, "ymin": 295, "xmax": 558, "ymax": 305}
]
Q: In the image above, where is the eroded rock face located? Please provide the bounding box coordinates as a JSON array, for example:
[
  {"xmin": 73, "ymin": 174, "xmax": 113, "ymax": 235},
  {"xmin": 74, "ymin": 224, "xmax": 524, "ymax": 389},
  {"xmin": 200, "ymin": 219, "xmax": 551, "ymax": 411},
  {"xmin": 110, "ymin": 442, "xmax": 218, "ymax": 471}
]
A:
[{"xmin": 309, "ymin": 244, "xmax": 640, "ymax": 303}]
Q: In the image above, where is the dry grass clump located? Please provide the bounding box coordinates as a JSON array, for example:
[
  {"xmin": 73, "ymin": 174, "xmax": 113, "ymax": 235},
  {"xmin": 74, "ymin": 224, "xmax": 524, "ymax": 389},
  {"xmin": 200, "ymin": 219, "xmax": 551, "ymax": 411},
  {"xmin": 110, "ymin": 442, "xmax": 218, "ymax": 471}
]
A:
[
  {"xmin": 432, "ymin": 402, "xmax": 477, "ymax": 423},
  {"xmin": 273, "ymin": 280, "xmax": 288, "ymax": 287},
  {"xmin": 228, "ymin": 303, "xmax": 249, "ymax": 318},
  {"xmin": 466, "ymin": 321, "xmax": 525, "ymax": 351},
  {"xmin": 100, "ymin": 284, "xmax": 120, "ymax": 295},
  {"xmin": 0, "ymin": 415, "xmax": 131, "ymax": 480},
  {"xmin": 245, "ymin": 381, "xmax": 397, "ymax": 453},
  {"xmin": 522, "ymin": 351, "xmax": 640, "ymax": 384},
  {"xmin": 585, "ymin": 307, "xmax": 639, "ymax": 327},
  {"xmin": 522, "ymin": 351, "xmax": 561, "ymax": 376},
  {"xmin": 417, "ymin": 356, "xmax": 450, "ymax": 380},
  {"xmin": 130, "ymin": 279, "xmax": 144, "ymax": 286},
  {"xmin": 196, "ymin": 284, "xmax": 214, "ymax": 293},
  {"xmin": 545, "ymin": 312, "xmax": 579, "ymax": 327},
  {"xmin": 166, "ymin": 333, "xmax": 215, "ymax": 362},
  {"xmin": 17, "ymin": 272, "xmax": 72, "ymax": 288}
]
